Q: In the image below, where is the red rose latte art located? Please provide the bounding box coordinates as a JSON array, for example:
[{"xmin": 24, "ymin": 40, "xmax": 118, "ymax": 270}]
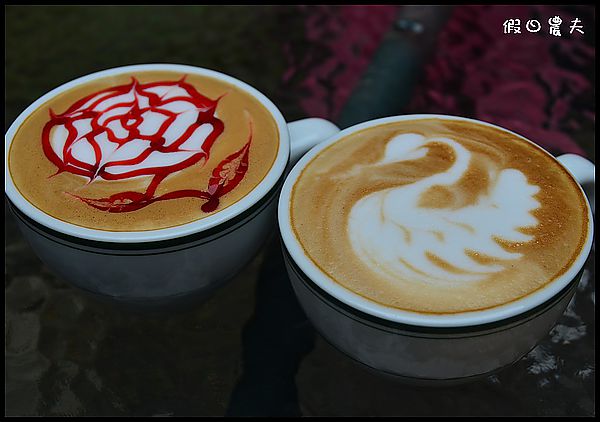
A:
[{"xmin": 8, "ymin": 71, "xmax": 279, "ymax": 231}]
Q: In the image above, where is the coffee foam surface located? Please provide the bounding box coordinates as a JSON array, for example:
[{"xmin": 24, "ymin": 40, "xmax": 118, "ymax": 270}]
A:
[
  {"xmin": 8, "ymin": 71, "xmax": 280, "ymax": 231},
  {"xmin": 290, "ymin": 119, "xmax": 588, "ymax": 314}
]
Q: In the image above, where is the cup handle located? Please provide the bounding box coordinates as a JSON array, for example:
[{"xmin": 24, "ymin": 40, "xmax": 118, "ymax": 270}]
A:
[
  {"xmin": 557, "ymin": 153, "xmax": 595, "ymax": 214},
  {"xmin": 287, "ymin": 118, "xmax": 340, "ymax": 166}
]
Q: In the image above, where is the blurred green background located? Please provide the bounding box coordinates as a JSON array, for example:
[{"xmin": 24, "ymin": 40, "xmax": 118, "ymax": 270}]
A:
[{"xmin": 5, "ymin": 5, "xmax": 307, "ymax": 131}]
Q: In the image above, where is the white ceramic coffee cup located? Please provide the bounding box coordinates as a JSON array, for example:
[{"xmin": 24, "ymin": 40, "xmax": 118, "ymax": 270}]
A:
[
  {"xmin": 278, "ymin": 114, "xmax": 595, "ymax": 383},
  {"xmin": 4, "ymin": 63, "xmax": 340, "ymax": 307}
]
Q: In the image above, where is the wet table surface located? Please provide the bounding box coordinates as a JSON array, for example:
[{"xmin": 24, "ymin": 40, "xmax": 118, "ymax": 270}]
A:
[{"xmin": 5, "ymin": 5, "xmax": 595, "ymax": 416}]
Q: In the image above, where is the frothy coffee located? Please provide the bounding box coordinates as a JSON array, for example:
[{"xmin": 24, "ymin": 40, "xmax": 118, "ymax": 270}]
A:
[
  {"xmin": 8, "ymin": 70, "xmax": 279, "ymax": 231},
  {"xmin": 290, "ymin": 119, "xmax": 589, "ymax": 314}
]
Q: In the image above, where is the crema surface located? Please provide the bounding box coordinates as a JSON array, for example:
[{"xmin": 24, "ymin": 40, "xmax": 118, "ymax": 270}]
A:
[
  {"xmin": 9, "ymin": 71, "xmax": 279, "ymax": 231},
  {"xmin": 290, "ymin": 119, "xmax": 589, "ymax": 314}
]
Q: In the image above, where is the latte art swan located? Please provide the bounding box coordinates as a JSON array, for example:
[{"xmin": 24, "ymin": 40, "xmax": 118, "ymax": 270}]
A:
[
  {"xmin": 290, "ymin": 119, "xmax": 588, "ymax": 313},
  {"xmin": 348, "ymin": 133, "xmax": 541, "ymax": 285}
]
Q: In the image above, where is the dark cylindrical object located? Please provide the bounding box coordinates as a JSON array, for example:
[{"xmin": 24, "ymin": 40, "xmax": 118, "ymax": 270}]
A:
[{"xmin": 337, "ymin": 6, "xmax": 453, "ymax": 129}]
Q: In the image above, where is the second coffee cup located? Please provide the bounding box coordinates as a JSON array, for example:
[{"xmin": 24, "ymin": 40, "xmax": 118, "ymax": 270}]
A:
[{"xmin": 278, "ymin": 114, "xmax": 594, "ymax": 382}]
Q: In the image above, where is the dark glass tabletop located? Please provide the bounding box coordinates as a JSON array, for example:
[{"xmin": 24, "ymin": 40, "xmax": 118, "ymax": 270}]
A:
[{"xmin": 5, "ymin": 5, "xmax": 595, "ymax": 416}]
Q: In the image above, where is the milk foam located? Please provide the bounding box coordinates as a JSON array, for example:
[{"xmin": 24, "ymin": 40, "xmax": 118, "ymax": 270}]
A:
[{"xmin": 347, "ymin": 133, "xmax": 541, "ymax": 286}]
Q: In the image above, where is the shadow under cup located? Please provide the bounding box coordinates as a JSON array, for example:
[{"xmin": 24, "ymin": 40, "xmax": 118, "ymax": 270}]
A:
[
  {"xmin": 278, "ymin": 115, "xmax": 595, "ymax": 383},
  {"xmin": 6, "ymin": 178, "xmax": 283, "ymax": 312}
]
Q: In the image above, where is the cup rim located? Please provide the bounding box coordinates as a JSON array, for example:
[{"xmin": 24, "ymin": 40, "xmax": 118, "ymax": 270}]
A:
[
  {"xmin": 278, "ymin": 114, "xmax": 594, "ymax": 328},
  {"xmin": 4, "ymin": 63, "xmax": 290, "ymax": 243}
]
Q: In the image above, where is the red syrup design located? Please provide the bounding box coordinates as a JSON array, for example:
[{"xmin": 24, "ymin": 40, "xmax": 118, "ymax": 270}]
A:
[{"xmin": 41, "ymin": 76, "xmax": 253, "ymax": 214}]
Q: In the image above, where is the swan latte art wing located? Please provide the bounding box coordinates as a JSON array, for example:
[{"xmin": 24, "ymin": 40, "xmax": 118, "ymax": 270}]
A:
[
  {"xmin": 8, "ymin": 71, "xmax": 279, "ymax": 231},
  {"xmin": 290, "ymin": 119, "xmax": 589, "ymax": 314}
]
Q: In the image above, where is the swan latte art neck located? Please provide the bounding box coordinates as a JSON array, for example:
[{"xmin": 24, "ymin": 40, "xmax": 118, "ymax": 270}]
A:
[
  {"xmin": 8, "ymin": 70, "xmax": 279, "ymax": 231},
  {"xmin": 290, "ymin": 119, "xmax": 589, "ymax": 314}
]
